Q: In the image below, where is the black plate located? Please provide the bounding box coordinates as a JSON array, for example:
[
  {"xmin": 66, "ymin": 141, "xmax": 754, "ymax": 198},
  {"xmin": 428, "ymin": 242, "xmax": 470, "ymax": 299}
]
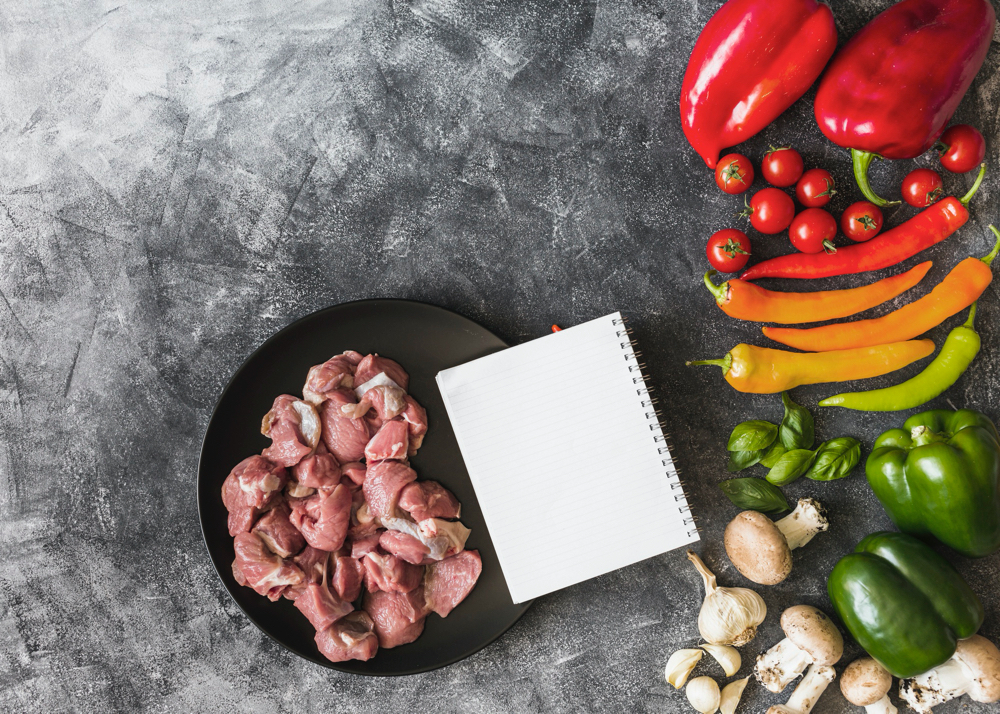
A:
[{"xmin": 198, "ymin": 299, "xmax": 531, "ymax": 675}]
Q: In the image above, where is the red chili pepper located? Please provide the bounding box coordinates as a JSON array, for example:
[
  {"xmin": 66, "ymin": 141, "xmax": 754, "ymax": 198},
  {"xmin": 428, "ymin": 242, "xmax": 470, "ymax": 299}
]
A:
[
  {"xmin": 740, "ymin": 166, "xmax": 984, "ymax": 281},
  {"xmin": 814, "ymin": 0, "xmax": 995, "ymax": 206},
  {"xmin": 551, "ymin": 325, "xmax": 562, "ymax": 333},
  {"xmin": 680, "ymin": 0, "xmax": 836, "ymax": 169}
]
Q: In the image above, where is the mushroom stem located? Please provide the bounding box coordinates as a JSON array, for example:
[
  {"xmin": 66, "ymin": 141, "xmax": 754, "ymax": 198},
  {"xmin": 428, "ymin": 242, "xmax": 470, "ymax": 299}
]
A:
[
  {"xmin": 899, "ymin": 635, "xmax": 1000, "ymax": 713},
  {"xmin": 756, "ymin": 637, "xmax": 812, "ymax": 692},
  {"xmin": 775, "ymin": 499, "xmax": 829, "ymax": 550},
  {"xmin": 769, "ymin": 664, "xmax": 836, "ymax": 714},
  {"xmin": 863, "ymin": 696, "xmax": 897, "ymax": 714}
]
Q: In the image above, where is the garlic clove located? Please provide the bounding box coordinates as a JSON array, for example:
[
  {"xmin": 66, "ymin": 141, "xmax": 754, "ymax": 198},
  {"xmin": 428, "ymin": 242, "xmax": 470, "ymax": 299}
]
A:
[
  {"xmin": 687, "ymin": 676, "xmax": 721, "ymax": 714},
  {"xmin": 701, "ymin": 644, "xmax": 742, "ymax": 677},
  {"xmin": 666, "ymin": 648, "xmax": 705, "ymax": 689},
  {"xmin": 719, "ymin": 677, "xmax": 750, "ymax": 714}
]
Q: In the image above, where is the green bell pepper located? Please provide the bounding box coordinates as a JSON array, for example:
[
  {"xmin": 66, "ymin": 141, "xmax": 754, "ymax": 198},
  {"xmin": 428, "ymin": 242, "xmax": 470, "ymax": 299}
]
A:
[
  {"xmin": 866, "ymin": 408, "xmax": 1000, "ymax": 558},
  {"xmin": 828, "ymin": 531, "xmax": 984, "ymax": 678}
]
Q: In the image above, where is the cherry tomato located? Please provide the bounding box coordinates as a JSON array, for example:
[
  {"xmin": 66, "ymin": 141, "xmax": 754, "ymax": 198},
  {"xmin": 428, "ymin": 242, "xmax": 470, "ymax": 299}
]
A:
[
  {"xmin": 715, "ymin": 154, "xmax": 754, "ymax": 194},
  {"xmin": 840, "ymin": 201, "xmax": 884, "ymax": 242},
  {"xmin": 937, "ymin": 125, "xmax": 986, "ymax": 174},
  {"xmin": 741, "ymin": 188, "xmax": 795, "ymax": 234},
  {"xmin": 706, "ymin": 229, "xmax": 751, "ymax": 273},
  {"xmin": 901, "ymin": 168, "xmax": 944, "ymax": 207},
  {"xmin": 761, "ymin": 146, "xmax": 804, "ymax": 187},
  {"xmin": 795, "ymin": 168, "xmax": 836, "ymax": 207},
  {"xmin": 789, "ymin": 208, "xmax": 837, "ymax": 254}
]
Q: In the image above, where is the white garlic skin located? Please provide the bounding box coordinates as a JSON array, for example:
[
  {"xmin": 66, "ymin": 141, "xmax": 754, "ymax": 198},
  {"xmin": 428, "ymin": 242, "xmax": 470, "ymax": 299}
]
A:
[
  {"xmin": 686, "ymin": 676, "xmax": 721, "ymax": 714},
  {"xmin": 698, "ymin": 586, "xmax": 767, "ymax": 646}
]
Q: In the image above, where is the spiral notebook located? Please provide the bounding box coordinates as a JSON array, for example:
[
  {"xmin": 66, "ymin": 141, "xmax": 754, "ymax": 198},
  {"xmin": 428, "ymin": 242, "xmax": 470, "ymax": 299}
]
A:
[{"xmin": 436, "ymin": 312, "xmax": 697, "ymax": 603}]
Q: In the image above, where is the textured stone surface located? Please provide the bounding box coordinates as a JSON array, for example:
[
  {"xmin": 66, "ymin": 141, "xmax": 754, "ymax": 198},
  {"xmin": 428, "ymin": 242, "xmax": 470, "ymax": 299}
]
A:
[{"xmin": 1, "ymin": 0, "xmax": 999, "ymax": 711}]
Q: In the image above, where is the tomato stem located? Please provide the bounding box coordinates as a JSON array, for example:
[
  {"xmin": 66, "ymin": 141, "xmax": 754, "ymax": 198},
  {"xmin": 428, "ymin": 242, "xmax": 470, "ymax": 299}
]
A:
[
  {"xmin": 959, "ymin": 164, "xmax": 986, "ymax": 206},
  {"xmin": 851, "ymin": 149, "xmax": 900, "ymax": 207}
]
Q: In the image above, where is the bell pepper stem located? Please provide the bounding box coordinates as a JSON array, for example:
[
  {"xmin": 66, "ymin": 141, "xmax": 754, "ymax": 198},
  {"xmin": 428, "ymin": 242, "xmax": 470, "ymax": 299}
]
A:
[
  {"xmin": 851, "ymin": 149, "xmax": 901, "ymax": 207},
  {"xmin": 686, "ymin": 353, "xmax": 733, "ymax": 373},
  {"xmin": 959, "ymin": 164, "xmax": 986, "ymax": 206},
  {"xmin": 703, "ymin": 271, "xmax": 730, "ymax": 303},
  {"xmin": 981, "ymin": 225, "xmax": 1000, "ymax": 266},
  {"xmin": 910, "ymin": 425, "xmax": 947, "ymax": 447}
]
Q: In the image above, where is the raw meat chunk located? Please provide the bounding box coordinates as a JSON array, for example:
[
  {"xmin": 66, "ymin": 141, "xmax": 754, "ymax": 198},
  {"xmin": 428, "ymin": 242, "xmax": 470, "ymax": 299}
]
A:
[
  {"xmin": 292, "ymin": 451, "xmax": 341, "ymax": 490},
  {"xmin": 364, "ymin": 419, "xmax": 409, "ymax": 462},
  {"xmin": 398, "ymin": 481, "xmax": 461, "ymax": 522},
  {"xmin": 364, "ymin": 385, "xmax": 407, "ymax": 422},
  {"xmin": 380, "ymin": 530, "xmax": 431, "ymax": 565},
  {"xmin": 332, "ymin": 550, "xmax": 364, "ymax": 602},
  {"xmin": 284, "ymin": 545, "xmax": 330, "ymax": 600},
  {"xmin": 252, "ymin": 502, "xmax": 305, "ymax": 558},
  {"xmin": 351, "ymin": 531, "xmax": 383, "ymax": 559},
  {"xmin": 294, "ymin": 583, "xmax": 354, "ymax": 631},
  {"xmin": 354, "ymin": 354, "xmax": 409, "ymax": 392},
  {"xmin": 302, "ymin": 352, "xmax": 361, "ymax": 404},
  {"xmin": 400, "ymin": 396, "xmax": 428, "ymax": 455},
  {"xmin": 320, "ymin": 391, "xmax": 370, "ymax": 463},
  {"xmin": 233, "ymin": 532, "xmax": 304, "ymax": 601},
  {"xmin": 232, "ymin": 558, "xmax": 248, "ymax": 587},
  {"xmin": 380, "ymin": 515, "xmax": 471, "ymax": 561},
  {"xmin": 222, "ymin": 455, "xmax": 287, "ymax": 536},
  {"xmin": 289, "ymin": 485, "xmax": 352, "ymax": 552},
  {"xmin": 349, "ymin": 498, "xmax": 380, "ymax": 540},
  {"xmin": 363, "ymin": 589, "xmax": 427, "ymax": 649},
  {"xmin": 261, "ymin": 395, "xmax": 321, "ymax": 467},
  {"xmin": 362, "ymin": 552, "xmax": 424, "ymax": 593},
  {"xmin": 363, "ymin": 460, "xmax": 417, "ymax": 520},
  {"xmin": 286, "ymin": 481, "xmax": 315, "ymax": 499},
  {"xmin": 364, "ymin": 409, "xmax": 383, "ymax": 434},
  {"xmin": 340, "ymin": 461, "xmax": 367, "ymax": 487},
  {"xmin": 315, "ymin": 611, "xmax": 378, "ymax": 663},
  {"xmin": 423, "ymin": 550, "xmax": 482, "ymax": 617}
]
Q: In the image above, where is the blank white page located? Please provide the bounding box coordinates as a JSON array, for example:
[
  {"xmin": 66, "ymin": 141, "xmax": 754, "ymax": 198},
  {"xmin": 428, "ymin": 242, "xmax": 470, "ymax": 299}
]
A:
[{"xmin": 436, "ymin": 312, "xmax": 697, "ymax": 603}]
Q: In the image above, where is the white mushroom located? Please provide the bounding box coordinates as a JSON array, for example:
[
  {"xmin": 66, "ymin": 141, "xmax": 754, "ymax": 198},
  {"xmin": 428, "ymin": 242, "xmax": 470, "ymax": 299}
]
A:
[
  {"xmin": 841, "ymin": 658, "xmax": 896, "ymax": 714},
  {"xmin": 724, "ymin": 499, "xmax": 828, "ymax": 585},
  {"xmin": 686, "ymin": 676, "xmax": 721, "ymax": 714},
  {"xmin": 755, "ymin": 605, "xmax": 843, "ymax": 693},
  {"xmin": 899, "ymin": 634, "xmax": 1000, "ymax": 713},
  {"xmin": 665, "ymin": 648, "xmax": 704, "ymax": 689},
  {"xmin": 767, "ymin": 664, "xmax": 836, "ymax": 714}
]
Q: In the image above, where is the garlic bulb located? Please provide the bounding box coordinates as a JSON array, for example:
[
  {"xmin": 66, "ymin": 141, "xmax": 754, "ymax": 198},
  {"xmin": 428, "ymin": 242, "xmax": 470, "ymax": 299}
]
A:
[
  {"xmin": 701, "ymin": 644, "xmax": 742, "ymax": 677},
  {"xmin": 687, "ymin": 550, "xmax": 767, "ymax": 646},
  {"xmin": 719, "ymin": 677, "xmax": 750, "ymax": 714},
  {"xmin": 665, "ymin": 648, "xmax": 705, "ymax": 689},
  {"xmin": 686, "ymin": 676, "xmax": 721, "ymax": 714}
]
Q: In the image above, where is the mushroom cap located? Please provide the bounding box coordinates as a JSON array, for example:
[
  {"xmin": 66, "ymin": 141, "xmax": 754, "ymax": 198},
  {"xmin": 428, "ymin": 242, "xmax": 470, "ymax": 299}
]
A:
[
  {"xmin": 780, "ymin": 605, "xmax": 844, "ymax": 667},
  {"xmin": 724, "ymin": 511, "xmax": 792, "ymax": 585},
  {"xmin": 840, "ymin": 658, "xmax": 892, "ymax": 706},
  {"xmin": 954, "ymin": 635, "xmax": 1000, "ymax": 703}
]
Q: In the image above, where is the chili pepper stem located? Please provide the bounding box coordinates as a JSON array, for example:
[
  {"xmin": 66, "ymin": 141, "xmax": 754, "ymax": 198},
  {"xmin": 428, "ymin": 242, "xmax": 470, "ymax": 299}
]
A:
[
  {"xmin": 964, "ymin": 302, "xmax": 977, "ymax": 329},
  {"xmin": 686, "ymin": 353, "xmax": 733, "ymax": 373},
  {"xmin": 959, "ymin": 164, "xmax": 987, "ymax": 206},
  {"xmin": 852, "ymin": 149, "xmax": 901, "ymax": 207},
  {"xmin": 982, "ymin": 225, "xmax": 1000, "ymax": 266},
  {"xmin": 703, "ymin": 271, "xmax": 729, "ymax": 302}
]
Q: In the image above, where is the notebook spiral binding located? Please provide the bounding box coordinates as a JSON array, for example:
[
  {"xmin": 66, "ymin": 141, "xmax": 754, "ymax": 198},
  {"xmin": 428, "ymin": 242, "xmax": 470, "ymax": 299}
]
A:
[{"xmin": 616, "ymin": 314, "xmax": 700, "ymax": 540}]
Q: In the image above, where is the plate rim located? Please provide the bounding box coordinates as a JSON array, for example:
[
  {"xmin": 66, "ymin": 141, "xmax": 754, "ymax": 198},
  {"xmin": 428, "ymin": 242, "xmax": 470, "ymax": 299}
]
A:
[{"xmin": 197, "ymin": 297, "xmax": 532, "ymax": 676}]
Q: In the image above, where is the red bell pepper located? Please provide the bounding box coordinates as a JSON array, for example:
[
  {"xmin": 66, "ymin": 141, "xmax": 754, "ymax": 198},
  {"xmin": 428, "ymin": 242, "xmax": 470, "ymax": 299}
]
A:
[
  {"xmin": 814, "ymin": 0, "xmax": 995, "ymax": 206},
  {"xmin": 680, "ymin": 0, "xmax": 837, "ymax": 169}
]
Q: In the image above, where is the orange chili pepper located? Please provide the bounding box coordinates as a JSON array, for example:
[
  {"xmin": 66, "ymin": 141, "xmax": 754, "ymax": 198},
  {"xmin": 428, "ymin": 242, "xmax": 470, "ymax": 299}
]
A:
[
  {"xmin": 763, "ymin": 234, "xmax": 1000, "ymax": 351},
  {"xmin": 704, "ymin": 262, "xmax": 931, "ymax": 324},
  {"xmin": 686, "ymin": 340, "xmax": 934, "ymax": 393}
]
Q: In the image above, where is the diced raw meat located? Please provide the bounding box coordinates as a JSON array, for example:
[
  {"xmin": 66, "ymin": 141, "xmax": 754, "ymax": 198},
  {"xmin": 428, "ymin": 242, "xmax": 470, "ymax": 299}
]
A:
[
  {"xmin": 332, "ymin": 550, "xmax": 364, "ymax": 602},
  {"xmin": 233, "ymin": 532, "xmax": 304, "ymax": 601},
  {"xmin": 286, "ymin": 481, "xmax": 315, "ymax": 499},
  {"xmin": 364, "ymin": 385, "xmax": 407, "ymax": 422},
  {"xmin": 348, "ymin": 497, "xmax": 380, "ymax": 540},
  {"xmin": 340, "ymin": 461, "xmax": 367, "ymax": 487},
  {"xmin": 302, "ymin": 353, "xmax": 360, "ymax": 404},
  {"xmin": 354, "ymin": 354, "xmax": 409, "ymax": 392},
  {"xmin": 362, "ymin": 552, "xmax": 424, "ymax": 593},
  {"xmin": 364, "ymin": 419, "xmax": 409, "ymax": 462},
  {"xmin": 400, "ymin": 396, "xmax": 428, "ymax": 455},
  {"xmin": 294, "ymin": 583, "xmax": 354, "ymax": 631},
  {"xmin": 315, "ymin": 611, "xmax": 378, "ymax": 663},
  {"xmin": 380, "ymin": 530, "xmax": 430, "ymax": 565},
  {"xmin": 423, "ymin": 550, "xmax": 482, "ymax": 617},
  {"xmin": 284, "ymin": 545, "xmax": 330, "ymax": 600},
  {"xmin": 292, "ymin": 452, "xmax": 341, "ymax": 489},
  {"xmin": 380, "ymin": 515, "xmax": 471, "ymax": 561},
  {"xmin": 320, "ymin": 391, "xmax": 371, "ymax": 463},
  {"xmin": 351, "ymin": 531, "xmax": 383, "ymax": 559},
  {"xmin": 363, "ymin": 460, "xmax": 417, "ymax": 520},
  {"xmin": 232, "ymin": 558, "xmax": 248, "ymax": 587},
  {"xmin": 364, "ymin": 409, "xmax": 383, "ymax": 434},
  {"xmin": 288, "ymin": 485, "xmax": 352, "ymax": 552},
  {"xmin": 261, "ymin": 395, "xmax": 321, "ymax": 468},
  {"xmin": 398, "ymin": 481, "xmax": 461, "ymax": 522},
  {"xmin": 252, "ymin": 502, "xmax": 305, "ymax": 558},
  {"xmin": 363, "ymin": 588, "xmax": 427, "ymax": 648},
  {"xmin": 222, "ymin": 455, "xmax": 287, "ymax": 536}
]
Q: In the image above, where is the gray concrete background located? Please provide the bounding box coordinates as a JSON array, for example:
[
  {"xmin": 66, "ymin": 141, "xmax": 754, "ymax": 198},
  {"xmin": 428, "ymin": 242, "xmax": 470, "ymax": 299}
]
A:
[{"xmin": 1, "ymin": 0, "xmax": 999, "ymax": 711}]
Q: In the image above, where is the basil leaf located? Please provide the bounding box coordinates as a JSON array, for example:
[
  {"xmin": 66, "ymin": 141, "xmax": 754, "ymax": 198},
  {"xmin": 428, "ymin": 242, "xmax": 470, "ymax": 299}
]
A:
[
  {"xmin": 766, "ymin": 449, "xmax": 817, "ymax": 486},
  {"xmin": 779, "ymin": 392, "xmax": 815, "ymax": 451},
  {"xmin": 759, "ymin": 442, "xmax": 787, "ymax": 468},
  {"xmin": 728, "ymin": 449, "xmax": 764, "ymax": 472},
  {"xmin": 727, "ymin": 420, "xmax": 778, "ymax": 452},
  {"xmin": 806, "ymin": 437, "xmax": 862, "ymax": 481},
  {"xmin": 719, "ymin": 478, "xmax": 790, "ymax": 514}
]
